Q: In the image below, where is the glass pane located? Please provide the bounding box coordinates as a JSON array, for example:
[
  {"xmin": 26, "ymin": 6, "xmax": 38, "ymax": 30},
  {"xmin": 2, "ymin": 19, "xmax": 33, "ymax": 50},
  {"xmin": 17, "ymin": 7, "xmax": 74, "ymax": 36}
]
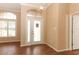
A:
[
  {"xmin": 0, "ymin": 29, "xmax": 7, "ymax": 37},
  {"xmin": 0, "ymin": 21, "xmax": 7, "ymax": 29},
  {"xmin": 27, "ymin": 20, "xmax": 30, "ymax": 42},
  {"xmin": 8, "ymin": 21, "xmax": 15, "ymax": 29},
  {"xmin": 34, "ymin": 21, "xmax": 41, "ymax": 41},
  {"xmin": 0, "ymin": 12, "xmax": 16, "ymax": 19},
  {"xmin": 8, "ymin": 29, "xmax": 15, "ymax": 37}
]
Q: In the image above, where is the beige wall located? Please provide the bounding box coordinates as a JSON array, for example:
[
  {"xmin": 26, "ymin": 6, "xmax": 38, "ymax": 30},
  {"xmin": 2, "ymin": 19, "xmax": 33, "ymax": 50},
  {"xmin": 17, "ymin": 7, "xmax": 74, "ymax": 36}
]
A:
[
  {"xmin": 58, "ymin": 4, "xmax": 69, "ymax": 50},
  {"xmin": 0, "ymin": 9, "xmax": 21, "ymax": 43},
  {"xmin": 46, "ymin": 3, "xmax": 69, "ymax": 51},
  {"xmin": 46, "ymin": 4, "xmax": 59, "ymax": 49}
]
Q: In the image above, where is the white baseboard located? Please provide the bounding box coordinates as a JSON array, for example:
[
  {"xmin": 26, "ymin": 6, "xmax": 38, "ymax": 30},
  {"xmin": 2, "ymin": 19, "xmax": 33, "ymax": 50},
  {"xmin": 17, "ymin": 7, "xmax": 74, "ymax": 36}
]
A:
[
  {"xmin": 20, "ymin": 42, "xmax": 70, "ymax": 52},
  {"xmin": 45, "ymin": 43, "xmax": 59, "ymax": 52},
  {"xmin": 20, "ymin": 42, "xmax": 45, "ymax": 47},
  {"xmin": 20, "ymin": 44, "xmax": 31, "ymax": 47},
  {"xmin": 45, "ymin": 43, "xmax": 69, "ymax": 52},
  {"xmin": 0, "ymin": 40, "xmax": 20, "ymax": 43}
]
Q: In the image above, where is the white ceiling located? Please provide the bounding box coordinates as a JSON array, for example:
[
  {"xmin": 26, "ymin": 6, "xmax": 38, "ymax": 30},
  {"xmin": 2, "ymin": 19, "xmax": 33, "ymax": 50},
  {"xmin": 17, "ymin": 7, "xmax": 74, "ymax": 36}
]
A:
[
  {"xmin": 26, "ymin": 3, "xmax": 50, "ymax": 8},
  {"xmin": 0, "ymin": 3, "xmax": 50, "ymax": 12},
  {"xmin": 0, "ymin": 3, "xmax": 21, "ymax": 10}
]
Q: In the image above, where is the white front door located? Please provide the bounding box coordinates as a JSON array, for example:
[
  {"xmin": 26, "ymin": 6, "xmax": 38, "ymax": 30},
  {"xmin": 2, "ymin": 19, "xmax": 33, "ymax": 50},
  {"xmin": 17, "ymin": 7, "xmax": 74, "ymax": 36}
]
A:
[
  {"xmin": 73, "ymin": 15, "xmax": 79, "ymax": 50},
  {"xmin": 27, "ymin": 17, "xmax": 43, "ymax": 45}
]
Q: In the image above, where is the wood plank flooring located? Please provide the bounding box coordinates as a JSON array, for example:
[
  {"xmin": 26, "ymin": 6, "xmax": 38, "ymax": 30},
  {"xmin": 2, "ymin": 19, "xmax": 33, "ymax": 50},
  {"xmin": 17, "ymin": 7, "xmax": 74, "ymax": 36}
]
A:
[
  {"xmin": 0, "ymin": 42, "xmax": 57, "ymax": 55},
  {"xmin": 0, "ymin": 42, "xmax": 79, "ymax": 55}
]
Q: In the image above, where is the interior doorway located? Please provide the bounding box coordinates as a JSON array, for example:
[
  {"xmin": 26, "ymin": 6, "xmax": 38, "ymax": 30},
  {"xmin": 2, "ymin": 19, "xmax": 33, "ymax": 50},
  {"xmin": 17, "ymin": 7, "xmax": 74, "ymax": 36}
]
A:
[{"xmin": 70, "ymin": 14, "xmax": 79, "ymax": 50}]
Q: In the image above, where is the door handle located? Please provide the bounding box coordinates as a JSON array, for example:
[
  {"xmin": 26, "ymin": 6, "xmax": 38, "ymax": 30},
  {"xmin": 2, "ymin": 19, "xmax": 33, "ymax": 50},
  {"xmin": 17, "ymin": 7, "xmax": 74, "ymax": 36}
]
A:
[{"xmin": 32, "ymin": 31, "xmax": 34, "ymax": 35}]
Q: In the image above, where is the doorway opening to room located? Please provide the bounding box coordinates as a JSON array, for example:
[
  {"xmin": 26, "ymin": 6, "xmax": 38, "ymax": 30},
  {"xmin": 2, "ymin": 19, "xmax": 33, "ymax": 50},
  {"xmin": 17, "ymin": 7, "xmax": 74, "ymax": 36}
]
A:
[{"xmin": 69, "ymin": 13, "xmax": 79, "ymax": 50}]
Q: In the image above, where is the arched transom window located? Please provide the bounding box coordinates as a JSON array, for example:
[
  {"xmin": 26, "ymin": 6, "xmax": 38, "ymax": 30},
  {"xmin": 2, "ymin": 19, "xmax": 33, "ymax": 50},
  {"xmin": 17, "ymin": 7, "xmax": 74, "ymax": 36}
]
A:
[{"xmin": 0, "ymin": 12, "xmax": 16, "ymax": 37}]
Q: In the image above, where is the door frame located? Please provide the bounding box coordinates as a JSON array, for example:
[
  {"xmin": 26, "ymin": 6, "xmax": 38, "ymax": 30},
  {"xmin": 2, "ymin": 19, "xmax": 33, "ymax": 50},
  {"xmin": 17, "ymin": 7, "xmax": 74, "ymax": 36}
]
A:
[
  {"xmin": 26, "ymin": 16, "xmax": 44, "ymax": 45},
  {"xmin": 69, "ymin": 13, "xmax": 79, "ymax": 50},
  {"xmin": 69, "ymin": 15, "xmax": 73, "ymax": 50}
]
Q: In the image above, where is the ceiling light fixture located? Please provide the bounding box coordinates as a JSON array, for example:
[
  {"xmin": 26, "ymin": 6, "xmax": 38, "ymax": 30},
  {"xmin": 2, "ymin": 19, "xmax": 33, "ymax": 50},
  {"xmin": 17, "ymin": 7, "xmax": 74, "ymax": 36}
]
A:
[{"xmin": 40, "ymin": 6, "xmax": 44, "ymax": 10}]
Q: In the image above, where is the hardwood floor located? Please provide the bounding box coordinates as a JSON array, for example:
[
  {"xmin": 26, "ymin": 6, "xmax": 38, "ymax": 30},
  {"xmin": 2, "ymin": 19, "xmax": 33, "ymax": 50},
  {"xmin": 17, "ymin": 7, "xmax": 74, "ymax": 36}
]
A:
[
  {"xmin": 0, "ymin": 42, "xmax": 79, "ymax": 55},
  {"xmin": 0, "ymin": 42, "xmax": 57, "ymax": 55}
]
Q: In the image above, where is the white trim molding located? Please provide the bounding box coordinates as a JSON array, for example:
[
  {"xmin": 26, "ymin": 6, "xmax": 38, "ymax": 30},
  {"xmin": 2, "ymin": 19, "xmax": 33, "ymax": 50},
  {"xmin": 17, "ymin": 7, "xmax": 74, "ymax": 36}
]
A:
[
  {"xmin": 21, "ymin": 42, "xmax": 70, "ymax": 52},
  {"xmin": 45, "ymin": 43, "xmax": 69, "ymax": 52},
  {"xmin": 20, "ymin": 42, "xmax": 45, "ymax": 47}
]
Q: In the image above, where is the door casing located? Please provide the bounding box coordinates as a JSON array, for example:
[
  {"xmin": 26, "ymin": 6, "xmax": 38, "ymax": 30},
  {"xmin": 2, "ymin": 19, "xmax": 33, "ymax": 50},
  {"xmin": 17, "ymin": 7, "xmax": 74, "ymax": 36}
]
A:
[
  {"xmin": 26, "ymin": 16, "xmax": 44, "ymax": 45},
  {"xmin": 69, "ymin": 14, "xmax": 79, "ymax": 50}
]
